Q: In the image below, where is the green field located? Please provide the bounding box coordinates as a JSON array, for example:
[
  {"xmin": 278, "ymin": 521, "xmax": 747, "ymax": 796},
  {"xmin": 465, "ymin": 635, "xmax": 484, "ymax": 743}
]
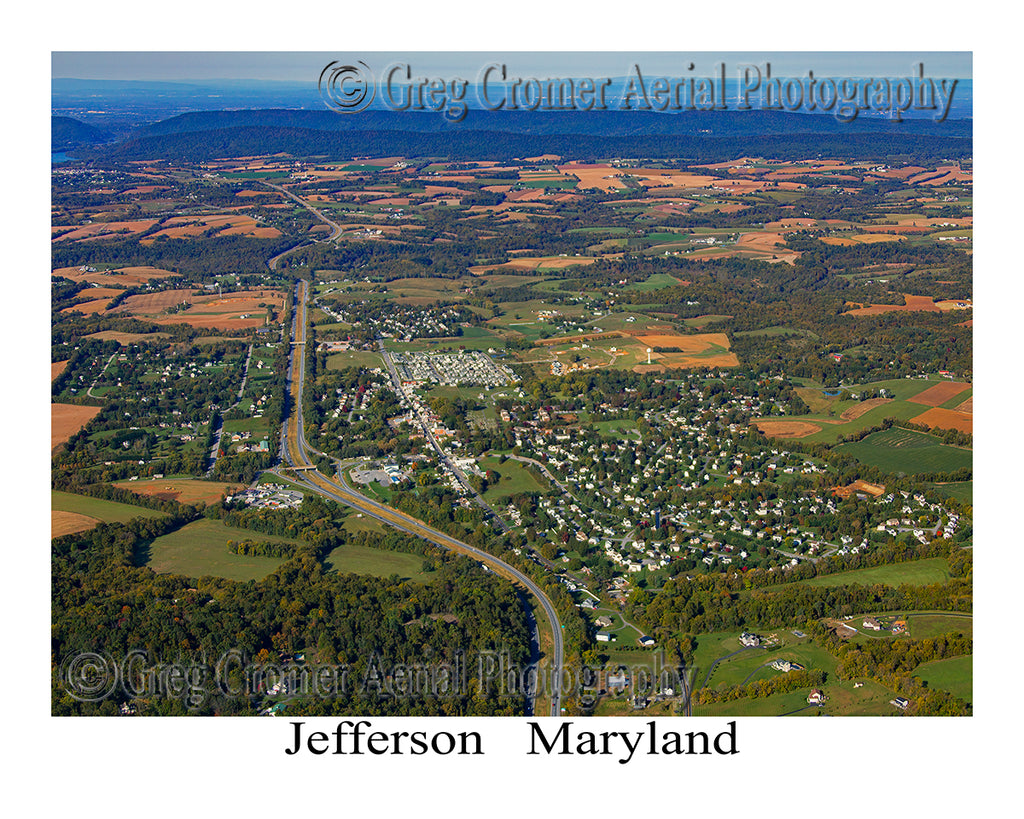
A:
[
  {"xmin": 52, "ymin": 490, "xmax": 168, "ymax": 525},
  {"xmin": 695, "ymin": 677, "xmax": 899, "ymax": 716},
  {"xmin": 928, "ymin": 482, "xmax": 973, "ymax": 504},
  {"xmin": 326, "ymin": 351, "xmax": 384, "ymax": 370},
  {"xmin": 144, "ymin": 518, "xmax": 298, "ymax": 581},
  {"xmin": 801, "ymin": 558, "xmax": 951, "ymax": 588},
  {"xmin": 323, "ymin": 543, "xmax": 433, "ymax": 582},
  {"xmin": 220, "ymin": 170, "xmax": 288, "ymax": 180},
  {"xmin": 694, "ymin": 687, "xmax": 823, "ymax": 716},
  {"xmin": 914, "ymin": 655, "xmax": 972, "ymax": 703},
  {"xmin": 695, "ymin": 634, "xmax": 839, "ymax": 691},
  {"xmin": 908, "ymin": 612, "xmax": 973, "ymax": 639},
  {"xmin": 835, "ymin": 428, "xmax": 972, "ymax": 475},
  {"xmin": 479, "ymin": 456, "xmax": 550, "ymax": 501}
]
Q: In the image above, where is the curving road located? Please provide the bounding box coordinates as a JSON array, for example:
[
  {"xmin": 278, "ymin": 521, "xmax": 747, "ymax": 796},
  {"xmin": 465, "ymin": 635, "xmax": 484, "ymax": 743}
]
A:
[{"xmin": 278, "ymin": 279, "xmax": 564, "ymax": 716}]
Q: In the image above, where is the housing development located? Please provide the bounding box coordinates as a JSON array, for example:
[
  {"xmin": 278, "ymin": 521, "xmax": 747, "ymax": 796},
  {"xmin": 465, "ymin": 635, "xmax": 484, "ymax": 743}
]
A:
[{"xmin": 52, "ymin": 83, "xmax": 972, "ymax": 719}]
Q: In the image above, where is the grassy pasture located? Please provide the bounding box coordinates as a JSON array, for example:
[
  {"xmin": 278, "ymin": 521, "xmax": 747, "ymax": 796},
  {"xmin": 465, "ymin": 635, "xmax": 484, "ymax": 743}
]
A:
[
  {"xmin": 799, "ymin": 558, "xmax": 951, "ymax": 589},
  {"xmin": 479, "ymin": 455, "xmax": 550, "ymax": 501},
  {"xmin": 144, "ymin": 518, "xmax": 297, "ymax": 581},
  {"xmin": 52, "ymin": 490, "xmax": 168, "ymax": 537},
  {"xmin": 835, "ymin": 428, "xmax": 972, "ymax": 475},
  {"xmin": 326, "ymin": 351, "xmax": 385, "ymax": 370},
  {"xmin": 323, "ymin": 543, "xmax": 433, "ymax": 582},
  {"xmin": 914, "ymin": 655, "xmax": 972, "ymax": 702},
  {"xmin": 927, "ymin": 482, "xmax": 973, "ymax": 503},
  {"xmin": 908, "ymin": 612, "xmax": 973, "ymax": 639}
]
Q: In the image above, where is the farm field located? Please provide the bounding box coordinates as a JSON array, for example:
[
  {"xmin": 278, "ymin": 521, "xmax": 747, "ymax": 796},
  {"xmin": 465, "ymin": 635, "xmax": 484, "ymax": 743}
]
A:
[
  {"xmin": 52, "ymin": 510, "xmax": 106, "ymax": 538},
  {"xmin": 835, "ymin": 428, "xmax": 971, "ymax": 475},
  {"xmin": 800, "ymin": 558, "xmax": 951, "ymax": 588},
  {"xmin": 52, "ymin": 403, "xmax": 102, "ymax": 450},
  {"xmin": 51, "ymin": 360, "xmax": 70, "ymax": 381},
  {"xmin": 144, "ymin": 518, "xmax": 296, "ymax": 581},
  {"xmin": 113, "ymin": 478, "xmax": 243, "ymax": 505},
  {"xmin": 322, "ymin": 543, "xmax": 433, "ymax": 582},
  {"xmin": 910, "ymin": 406, "xmax": 973, "ymax": 434},
  {"xmin": 52, "ymin": 490, "xmax": 167, "ymax": 538},
  {"xmin": 116, "ymin": 288, "xmax": 284, "ymax": 331},
  {"xmin": 927, "ymin": 481, "xmax": 972, "ymax": 503},
  {"xmin": 914, "ymin": 655, "xmax": 972, "ymax": 703}
]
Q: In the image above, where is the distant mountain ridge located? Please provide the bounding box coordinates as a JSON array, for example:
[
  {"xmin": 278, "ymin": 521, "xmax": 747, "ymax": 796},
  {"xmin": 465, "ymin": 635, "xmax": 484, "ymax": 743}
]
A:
[
  {"xmin": 52, "ymin": 116, "xmax": 112, "ymax": 150},
  {"xmin": 95, "ymin": 122, "xmax": 971, "ymax": 165},
  {"xmin": 135, "ymin": 108, "xmax": 972, "ymax": 139}
]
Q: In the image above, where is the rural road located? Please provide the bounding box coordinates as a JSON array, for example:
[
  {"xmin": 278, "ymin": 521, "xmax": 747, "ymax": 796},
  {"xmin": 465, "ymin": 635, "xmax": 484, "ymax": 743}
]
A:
[{"xmin": 277, "ymin": 280, "xmax": 565, "ymax": 716}]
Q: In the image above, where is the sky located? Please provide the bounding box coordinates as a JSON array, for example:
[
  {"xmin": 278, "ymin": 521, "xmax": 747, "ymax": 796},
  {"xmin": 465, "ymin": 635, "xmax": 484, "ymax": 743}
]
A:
[{"xmin": 52, "ymin": 51, "xmax": 972, "ymax": 83}]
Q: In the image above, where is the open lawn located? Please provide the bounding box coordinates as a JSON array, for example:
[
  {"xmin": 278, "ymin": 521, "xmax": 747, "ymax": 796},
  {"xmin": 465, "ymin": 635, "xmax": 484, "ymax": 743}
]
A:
[
  {"xmin": 914, "ymin": 655, "xmax": 972, "ymax": 703},
  {"xmin": 323, "ymin": 543, "xmax": 433, "ymax": 582},
  {"xmin": 144, "ymin": 518, "xmax": 296, "ymax": 581},
  {"xmin": 800, "ymin": 558, "xmax": 951, "ymax": 588}
]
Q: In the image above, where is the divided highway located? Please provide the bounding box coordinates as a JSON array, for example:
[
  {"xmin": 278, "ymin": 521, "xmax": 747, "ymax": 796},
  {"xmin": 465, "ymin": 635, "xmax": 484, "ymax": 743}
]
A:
[{"xmin": 277, "ymin": 279, "xmax": 564, "ymax": 716}]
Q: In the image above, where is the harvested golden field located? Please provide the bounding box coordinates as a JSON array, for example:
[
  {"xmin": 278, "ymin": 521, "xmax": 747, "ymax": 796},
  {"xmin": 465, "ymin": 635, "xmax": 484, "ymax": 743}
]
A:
[
  {"xmin": 61, "ymin": 297, "xmax": 113, "ymax": 315},
  {"xmin": 628, "ymin": 332, "xmax": 738, "ymax": 368},
  {"xmin": 840, "ymin": 397, "xmax": 893, "ymax": 421},
  {"xmin": 122, "ymin": 185, "xmax": 170, "ymax": 195},
  {"xmin": 753, "ymin": 420, "xmax": 822, "ymax": 438},
  {"xmin": 908, "ymin": 165, "xmax": 972, "ymax": 186},
  {"xmin": 86, "ymin": 331, "xmax": 171, "ymax": 344},
  {"xmin": 114, "ymin": 289, "xmax": 196, "ymax": 315},
  {"xmin": 52, "ymin": 403, "xmax": 102, "ymax": 451},
  {"xmin": 53, "ymin": 266, "xmax": 180, "ymax": 286},
  {"xmin": 910, "ymin": 407, "xmax": 973, "ymax": 434},
  {"xmin": 52, "ymin": 510, "xmax": 101, "ymax": 538},
  {"xmin": 955, "ymin": 397, "xmax": 973, "ymax": 413},
  {"xmin": 141, "ymin": 214, "xmax": 281, "ymax": 242},
  {"xmin": 52, "ymin": 219, "xmax": 158, "ymax": 242},
  {"xmin": 844, "ymin": 294, "xmax": 966, "ymax": 316},
  {"xmin": 114, "ymin": 478, "xmax": 243, "ymax": 506},
  {"xmin": 52, "ymin": 360, "xmax": 70, "ymax": 381},
  {"xmin": 735, "ymin": 231, "xmax": 787, "ymax": 252},
  {"xmin": 469, "ymin": 256, "xmax": 596, "ymax": 273},
  {"xmin": 908, "ymin": 381, "xmax": 971, "ymax": 407},
  {"xmin": 821, "ymin": 236, "xmax": 857, "ymax": 246}
]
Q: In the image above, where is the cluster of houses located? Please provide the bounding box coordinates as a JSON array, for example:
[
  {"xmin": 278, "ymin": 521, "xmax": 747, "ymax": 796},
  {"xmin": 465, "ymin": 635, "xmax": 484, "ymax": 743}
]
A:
[
  {"xmin": 390, "ymin": 350, "xmax": 518, "ymax": 388},
  {"xmin": 227, "ymin": 483, "xmax": 303, "ymax": 510},
  {"xmin": 315, "ymin": 297, "xmax": 471, "ymax": 342}
]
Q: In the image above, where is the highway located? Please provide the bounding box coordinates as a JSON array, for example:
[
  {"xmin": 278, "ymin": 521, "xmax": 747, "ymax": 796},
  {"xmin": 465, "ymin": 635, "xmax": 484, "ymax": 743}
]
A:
[{"xmin": 278, "ymin": 279, "xmax": 564, "ymax": 716}]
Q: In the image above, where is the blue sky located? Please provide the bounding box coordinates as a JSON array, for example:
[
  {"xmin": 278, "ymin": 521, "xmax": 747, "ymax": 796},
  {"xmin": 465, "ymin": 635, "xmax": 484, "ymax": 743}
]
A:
[{"xmin": 52, "ymin": 51, "xmax": 972, "ymax": 82}]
